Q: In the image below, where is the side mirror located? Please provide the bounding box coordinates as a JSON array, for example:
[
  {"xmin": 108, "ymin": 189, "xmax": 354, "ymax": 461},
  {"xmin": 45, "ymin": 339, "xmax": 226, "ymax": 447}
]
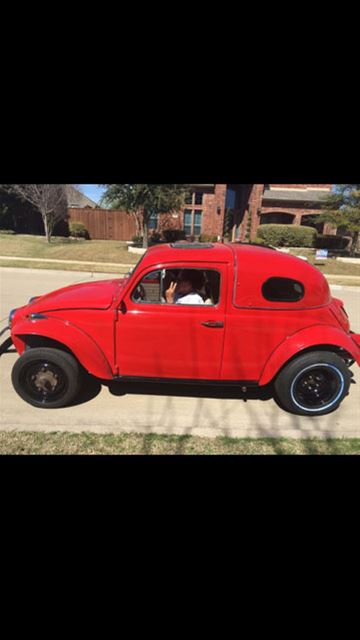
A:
[{"xmin": 120, "ymin": 300, "xmax": 127, "ymax": 314}]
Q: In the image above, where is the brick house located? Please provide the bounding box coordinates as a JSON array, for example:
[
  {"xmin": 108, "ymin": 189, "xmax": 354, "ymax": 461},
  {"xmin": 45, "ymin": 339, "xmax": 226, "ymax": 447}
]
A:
[
  {"xmin": 66, "ymin": 185, "xmax": 335, "ymax": 242},
  {"xmin": 158, "ymin": 184, "xmax": 333, "ymax": 242}
]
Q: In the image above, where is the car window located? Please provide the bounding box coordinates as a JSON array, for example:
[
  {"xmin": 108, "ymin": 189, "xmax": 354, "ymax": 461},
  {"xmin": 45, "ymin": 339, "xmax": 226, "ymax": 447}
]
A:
[
  {"xmin": 262, "ymin": 277, "xmax": 304, "ymax": 302},
  {"xmin": 131, "ymin": 268, "xmax": 221, "ymax": 306},
  {"xmin": 131, "ymin": 270, "xmax": 162, "ymax": 303}
]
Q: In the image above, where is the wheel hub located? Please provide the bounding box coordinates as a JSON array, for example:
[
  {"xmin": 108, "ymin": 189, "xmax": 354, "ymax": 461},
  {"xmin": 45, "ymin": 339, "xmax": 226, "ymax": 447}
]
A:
[
  {"xmin": 291, "ymin": 364, "xmax": 344, "ymax": 411},
  {"xmin": 32, "ymin": 368, "xmax": 59, "ymax": 392},
  {"xmin": 23, "ymin": 361, "xmax": 67, "ymax": 402}
]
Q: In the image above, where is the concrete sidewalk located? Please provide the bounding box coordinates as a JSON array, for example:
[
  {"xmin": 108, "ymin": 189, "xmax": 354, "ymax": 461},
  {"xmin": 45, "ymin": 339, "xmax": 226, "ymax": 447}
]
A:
[{"xmin": 0, "ymin": 255, "xmax": 134, "ymax": 268}]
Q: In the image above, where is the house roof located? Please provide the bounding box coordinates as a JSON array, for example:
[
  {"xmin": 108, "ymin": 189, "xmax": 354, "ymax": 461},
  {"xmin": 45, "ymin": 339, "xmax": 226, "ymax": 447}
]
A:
[
  {"xmin": 66, "ymin": 186, "xmax": 98, "ymax": 208},
  {"xmin": 262, "ymin": 189, "xmax": 330, "ymax": 204}
]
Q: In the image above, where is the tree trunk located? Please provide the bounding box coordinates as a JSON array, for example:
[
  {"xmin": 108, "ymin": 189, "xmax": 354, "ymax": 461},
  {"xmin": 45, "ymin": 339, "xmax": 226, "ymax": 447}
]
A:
[
  {"xmin": 130, "ymin": 211, "xmax": 140, "ymax": 238},
  {"xmin": 43, "ymin": 214, "xmax": 51, "ymax": 243},
  {"xmin": 143, "ymin": 218, "xmax": 149, "ymax": 249},
  {"xmin": 350, "ymin": 231, "xmax": 359, "ymax": 257}
]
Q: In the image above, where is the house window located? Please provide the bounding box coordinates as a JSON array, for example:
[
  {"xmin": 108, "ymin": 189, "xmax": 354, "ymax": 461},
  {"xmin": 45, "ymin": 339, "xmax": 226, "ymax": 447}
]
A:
[
  {"xmin": 225, "ymin": 187, "xmax": 236, "ymax": 210},
  {"xmin": 183, "ymin": 209, "xmax": 203, "ymax": 237},
  {"xmin": 148, "ymin": 210, "xmax": 159, "ymax": 230},
  {"xmin": 185, "ymin": 191, "xmax": 204, "ymax": 206},
  {"xmin": 194, "ymin": 211, "xmax": 202, "ymax": 235},
  {"xmin": 184, "ymin": 209, "xmax": 193, "ymax": 235}
]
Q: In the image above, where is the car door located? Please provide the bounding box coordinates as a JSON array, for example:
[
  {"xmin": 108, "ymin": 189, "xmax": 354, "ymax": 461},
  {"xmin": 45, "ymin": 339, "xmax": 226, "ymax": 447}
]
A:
[{"xmin": 115, "ymin": 263, "xmax": 227, "ymax": 380}]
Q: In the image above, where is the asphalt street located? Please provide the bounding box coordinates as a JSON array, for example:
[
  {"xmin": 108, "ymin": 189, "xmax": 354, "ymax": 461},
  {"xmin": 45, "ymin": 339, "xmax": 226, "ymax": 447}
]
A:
[{"xmin": 1, "ymin": 267, "xmax": 360, "ymax": 439}]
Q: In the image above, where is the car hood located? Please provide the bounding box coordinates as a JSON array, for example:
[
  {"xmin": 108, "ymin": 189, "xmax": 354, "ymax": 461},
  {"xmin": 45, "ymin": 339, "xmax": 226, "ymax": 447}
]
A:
[{"xmin": 26, "ymin": 278, "xmax": 129, "ymax": 313}]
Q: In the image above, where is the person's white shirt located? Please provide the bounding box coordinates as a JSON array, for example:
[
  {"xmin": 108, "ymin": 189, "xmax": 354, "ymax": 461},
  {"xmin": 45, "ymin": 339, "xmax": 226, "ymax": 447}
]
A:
[{"xmin": 174, "ymin": 292, "xmax": 204, "ymax": 305}]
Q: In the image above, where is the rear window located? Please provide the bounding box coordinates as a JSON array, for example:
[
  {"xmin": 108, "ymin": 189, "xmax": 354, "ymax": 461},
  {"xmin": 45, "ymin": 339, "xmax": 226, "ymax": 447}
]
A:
[{"xmin": 262, "ymin": 277, "xmax": 304, "ymax": 302}]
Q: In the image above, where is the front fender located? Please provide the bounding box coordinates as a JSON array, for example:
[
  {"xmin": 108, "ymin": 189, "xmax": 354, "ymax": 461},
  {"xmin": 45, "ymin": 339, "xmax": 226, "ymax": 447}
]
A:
[
  {"xmin": 259, "ymin": 325, "xmax": 360, "ymax": 387},
  {"xmin": 11, "ymin": 317, "xmax": 113, "ymax": 379}
]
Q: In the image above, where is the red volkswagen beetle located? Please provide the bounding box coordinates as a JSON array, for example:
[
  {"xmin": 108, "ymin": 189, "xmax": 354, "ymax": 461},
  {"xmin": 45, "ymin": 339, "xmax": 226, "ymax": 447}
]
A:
[{"xmin": 2, "ymin": 242, "xmax": 360, "ymax": 416}]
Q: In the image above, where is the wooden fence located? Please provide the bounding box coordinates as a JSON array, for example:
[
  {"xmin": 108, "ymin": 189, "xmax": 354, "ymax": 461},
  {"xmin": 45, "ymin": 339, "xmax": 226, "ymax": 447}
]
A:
[{"xmin": 67, "ymin": 208, "xmax": 137, "ymax": 241}]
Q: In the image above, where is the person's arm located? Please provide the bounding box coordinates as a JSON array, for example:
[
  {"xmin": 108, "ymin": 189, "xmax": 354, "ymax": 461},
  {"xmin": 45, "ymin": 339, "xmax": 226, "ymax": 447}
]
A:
[
  {"xmin": 165, "ymin": 282, "xmax": 177, "ymax": 304},
  {"xmin": 176, "ymin": 293, "xmax": 205, "ymax": 305}
]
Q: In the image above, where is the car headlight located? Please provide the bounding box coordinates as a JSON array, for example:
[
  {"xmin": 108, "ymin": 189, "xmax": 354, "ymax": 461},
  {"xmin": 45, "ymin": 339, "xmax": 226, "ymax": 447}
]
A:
[{"xmin": 9, "ymin": 308, "xmax": 17, "ymax": 326}]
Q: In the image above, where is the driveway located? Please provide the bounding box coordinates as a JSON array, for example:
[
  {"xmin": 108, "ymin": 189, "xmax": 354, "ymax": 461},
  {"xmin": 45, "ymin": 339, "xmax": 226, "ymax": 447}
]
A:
[{"xmin": 1, "ymin": 267, "xmax": 360, "ymax": 439}]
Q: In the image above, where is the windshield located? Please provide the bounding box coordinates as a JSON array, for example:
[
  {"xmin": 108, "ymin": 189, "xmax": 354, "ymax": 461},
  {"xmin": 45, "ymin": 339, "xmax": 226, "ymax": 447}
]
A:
[{"xmin": 127, "ymin": 253, "xmax": 147, "ymax": 280}]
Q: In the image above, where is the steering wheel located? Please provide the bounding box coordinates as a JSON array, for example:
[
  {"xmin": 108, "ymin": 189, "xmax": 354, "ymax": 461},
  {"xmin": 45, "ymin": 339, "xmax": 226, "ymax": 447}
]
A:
[{"xmin": 133, "ymin": 284, "xmax": 146, "ymax": 301}]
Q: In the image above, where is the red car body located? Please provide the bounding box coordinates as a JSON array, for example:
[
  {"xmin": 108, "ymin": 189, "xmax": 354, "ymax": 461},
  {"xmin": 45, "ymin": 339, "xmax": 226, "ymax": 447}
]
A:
[{"xmin": 6, "ymin": 242, "xmax": 360, "ymax": 414}]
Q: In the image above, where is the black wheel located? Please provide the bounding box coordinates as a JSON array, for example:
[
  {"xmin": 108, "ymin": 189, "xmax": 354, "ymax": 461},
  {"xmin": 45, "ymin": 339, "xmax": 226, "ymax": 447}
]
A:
[
  {"xmin": 274, "ymin": 351, "xmax": 352, "ymax": 416},
  {"xmin": 11, "ymin": 348, "xmax": 82, "ymax": 409}
]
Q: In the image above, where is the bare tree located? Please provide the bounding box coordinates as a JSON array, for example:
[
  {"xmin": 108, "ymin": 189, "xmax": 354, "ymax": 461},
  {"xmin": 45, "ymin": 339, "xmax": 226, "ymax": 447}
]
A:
[{"xmin": 0, "ymin": 184, "xmax": 68, "ymax": 242}]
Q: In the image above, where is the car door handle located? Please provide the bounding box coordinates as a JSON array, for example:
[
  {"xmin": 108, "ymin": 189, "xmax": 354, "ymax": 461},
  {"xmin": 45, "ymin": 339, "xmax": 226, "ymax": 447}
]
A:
[{"xmin": 201, "ymin": 321, "xmax": 224, "ymax": 328}]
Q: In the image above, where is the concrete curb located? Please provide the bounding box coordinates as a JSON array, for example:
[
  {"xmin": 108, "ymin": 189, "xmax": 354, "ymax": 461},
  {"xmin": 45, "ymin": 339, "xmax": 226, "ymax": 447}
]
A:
[{"xmin": 0, "ymin": 255, "xmax": 134, "ymax": 268}]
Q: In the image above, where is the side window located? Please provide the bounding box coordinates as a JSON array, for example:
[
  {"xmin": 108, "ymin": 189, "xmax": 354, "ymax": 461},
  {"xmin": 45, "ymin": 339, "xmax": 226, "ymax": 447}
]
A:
[
  {"xmin": 163, "ymin": 269, "xmax": 221, "ymax": 306},
  {"xmin": 262, "ymin": 277, "xmax": 304, "ymax": 302},
  {"xmin": 132, "ymin": 270, "xmax": 162, "ymax": 303},
  {"xmin": 132, "ymin": 268, "xmax": 221, "ymax": 306}
]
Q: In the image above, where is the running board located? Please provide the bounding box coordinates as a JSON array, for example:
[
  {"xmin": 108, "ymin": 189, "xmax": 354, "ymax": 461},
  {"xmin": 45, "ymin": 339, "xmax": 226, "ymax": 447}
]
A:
[{"xmin": 112, "ymin": 375, "xmax": 259, "ymax": 388}]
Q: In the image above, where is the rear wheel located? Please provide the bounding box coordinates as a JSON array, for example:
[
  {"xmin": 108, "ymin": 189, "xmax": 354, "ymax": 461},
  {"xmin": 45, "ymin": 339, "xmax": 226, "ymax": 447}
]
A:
[
  {"xmin": 274, "ymin": 351, "xmax": 352, "ymax": 416},
  {"xmin": 11, "ymin": 348, "xmax": 81, "ymax": 408}
]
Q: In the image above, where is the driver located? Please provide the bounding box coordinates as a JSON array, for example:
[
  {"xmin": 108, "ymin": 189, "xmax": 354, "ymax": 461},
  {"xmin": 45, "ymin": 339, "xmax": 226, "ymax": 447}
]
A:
[{"xmin": 165, "ymin": 269, "xmax": 204, "ymax": 305}]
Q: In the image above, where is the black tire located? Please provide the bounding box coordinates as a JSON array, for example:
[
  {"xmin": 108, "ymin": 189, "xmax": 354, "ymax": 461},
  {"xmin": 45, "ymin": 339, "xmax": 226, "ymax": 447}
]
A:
[
  {"xmin": 11, "ymin": 348, "xmax": 82, "ymax": 409},
  {"xmin": 274, "ymin": 351, "xmax": 352, "ymax": 416}
]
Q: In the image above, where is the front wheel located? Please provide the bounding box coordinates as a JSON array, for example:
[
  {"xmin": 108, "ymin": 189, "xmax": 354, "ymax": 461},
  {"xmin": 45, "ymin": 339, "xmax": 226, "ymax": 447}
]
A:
[
  {"xmin": 11, "ymin": 348, "xmax": 82, "ymax": 408},
  {"xmin": 274, "ymin": 351, "xmax": 352, "ymax": 416}
]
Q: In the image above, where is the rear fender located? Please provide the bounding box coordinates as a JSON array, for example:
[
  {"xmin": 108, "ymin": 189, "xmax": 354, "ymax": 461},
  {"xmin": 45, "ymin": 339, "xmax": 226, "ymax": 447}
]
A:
[
  {"xmin": 259, "ymin": 325, "xmax": 360, "ymax": 386},
  {"xmin": 11, "ymin": 317, "xmax": 113, "ymax": 379}
]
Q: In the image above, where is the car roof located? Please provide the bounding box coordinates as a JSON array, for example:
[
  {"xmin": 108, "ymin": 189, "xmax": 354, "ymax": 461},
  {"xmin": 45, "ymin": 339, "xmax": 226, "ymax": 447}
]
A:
[
  {"xmin": 143, "ymin": 242, "xmax": 234, "ymax": 264},
  {"xmin": 140, "ymin": 243, "xmax": 331, "ymax": 308},
  {"xmin": 143, "ymin": 241, "xmax": 301, "ymax": 269}
]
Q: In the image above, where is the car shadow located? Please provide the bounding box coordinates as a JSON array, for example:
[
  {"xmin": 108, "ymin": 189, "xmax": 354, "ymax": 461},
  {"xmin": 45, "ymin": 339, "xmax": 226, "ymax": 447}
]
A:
[
  {"xmin": 68, "ymin": 374, "xmax": 103, "ymax": 407},
  {"xmin": 106, "ymin": 379, "xmax": 274, "ymax": 403}
]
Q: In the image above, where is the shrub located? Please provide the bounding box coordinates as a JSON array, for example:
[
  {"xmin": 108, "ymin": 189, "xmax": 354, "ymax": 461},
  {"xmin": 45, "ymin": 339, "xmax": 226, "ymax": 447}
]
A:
[
  {"xmin": 199, "ymin": 234, "xmax": 219, "ymax": 243},
  {"xmin": 0, "ymin": 229, "xmax": 16, "ymax": 235},
  {"xmin": 132, "ymin": 235, "xmax": 143, "ymax": 245},
  {"xmin": 162, "ymin": 229, "xmax": 186, "ymax": 243},
  {"xmin": 69, "ymin": 222, "xmax": 90, "ymax": 239},
  {"xmin": 149, "ymin": 231, "xmax": 162, "ymax": 244},
  {"xmin": 256, "ymin": 224, "xmax": 317, "ymax": 248},
  {"xmin": 315, "ymin": 235, "xmax": 351, "ymax": 251}
]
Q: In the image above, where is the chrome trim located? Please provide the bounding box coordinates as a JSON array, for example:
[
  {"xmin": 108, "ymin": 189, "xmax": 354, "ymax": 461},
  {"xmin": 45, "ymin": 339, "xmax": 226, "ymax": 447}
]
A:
[
  {"xmin": 0, "ymin": 325, "xmax": 10, "ymax": 338},
  {"xmin": 8, "ymin": 309, "xmax": 17, "ymax": 326}
]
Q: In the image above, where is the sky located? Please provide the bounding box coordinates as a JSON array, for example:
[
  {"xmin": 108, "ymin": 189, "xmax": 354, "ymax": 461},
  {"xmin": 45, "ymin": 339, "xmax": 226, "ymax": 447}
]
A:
[{"xmin": 79, "ymin": 184, "xmax": 106, "ymax": 204}]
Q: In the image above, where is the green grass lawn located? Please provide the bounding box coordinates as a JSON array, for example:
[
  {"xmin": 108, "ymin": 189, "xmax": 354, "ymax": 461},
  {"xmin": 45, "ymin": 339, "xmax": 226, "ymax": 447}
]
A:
[
  {"xmin": 0, "ymin": 234, "xmax": 139, "ymax": 265},
  {"xmin": 1, "ymin": 431, "xmax": 360, "ymax": 455},
  {"xmin": 287, "ymin": 248, "xmax": 360, "ymax": 276}
]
